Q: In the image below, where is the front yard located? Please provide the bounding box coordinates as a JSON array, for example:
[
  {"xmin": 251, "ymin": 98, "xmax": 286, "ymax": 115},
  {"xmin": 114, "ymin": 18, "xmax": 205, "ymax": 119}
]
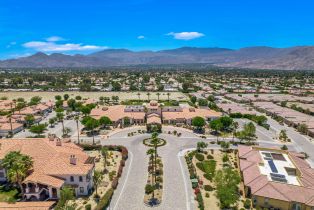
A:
[
  {"xmin": 69, "ymin": 145, "xmax": 128, "ymax": 210},
  {"xmin": 185, "ymin": 148, "xmax": 250, "ymax": 210}
]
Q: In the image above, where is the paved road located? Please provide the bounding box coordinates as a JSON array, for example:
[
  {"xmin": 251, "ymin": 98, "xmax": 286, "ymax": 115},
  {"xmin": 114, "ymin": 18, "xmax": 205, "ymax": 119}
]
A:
[
  {"xmin": 100, "ymin": 124, "xmax": 302, "ymax": 210},
  {"xmin": 103, "ymin": 128, "xmax": 204, "ymax": 210},
  {"xmin": 219, "ymin": 97, "xmax": 314, "ymax": 165}
]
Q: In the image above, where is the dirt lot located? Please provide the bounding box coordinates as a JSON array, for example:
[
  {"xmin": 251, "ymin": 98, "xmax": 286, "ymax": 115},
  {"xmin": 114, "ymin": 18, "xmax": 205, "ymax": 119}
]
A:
[{"xmin": 0, "ymin": 91, "xmax": 188, "ymax": 101}]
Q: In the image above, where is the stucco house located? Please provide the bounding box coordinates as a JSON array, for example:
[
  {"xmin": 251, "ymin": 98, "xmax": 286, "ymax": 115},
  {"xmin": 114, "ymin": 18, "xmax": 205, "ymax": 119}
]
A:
[
  {"xmin": 0, "ymin": 135, "xmax": 95, "ymax": 201},
  {"xmin": 238, "ymin": 146, "xmax": 314, "ymax": 210}
]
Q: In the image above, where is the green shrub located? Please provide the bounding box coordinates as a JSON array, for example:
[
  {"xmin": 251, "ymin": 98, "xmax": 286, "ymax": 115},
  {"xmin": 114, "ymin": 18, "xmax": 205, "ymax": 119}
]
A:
[
  {"xmin": 145, "ymin": 184, "xmax": 155, "ymax": 194},
  {"xmin": 205, "ymin": 192, "xmax": 210, "ymax": 198},
  {"xmin": 207, "ymin": 154, "xmax": 214, "ymax": 159},
  {"xmin": 80, "ymin": 144, "xmax": 102, "ymax": 151},
  {"xmin": 85, "ymin": 204, "xmax": 92, "ymax": 210},
  {"xmin": 195, "ymin": 153, "xmax": 205, "ymax": 161},
  {"xmin": 196, "ymin": 162, "xmax": 205, "ymax": 172},
  {"xmin": 203, "ymin": 173, "xmax": 213, "ymax": 181},
  {"xmin": 192, "ymin": 181, "xmax": 198, "ymax": 189},
  {"xmin": 196, "ymin": 193, "xmax": 204, "ymax": 210},
  {"xmin": 204, "ymin": 185, "xmax": 214, "ymax": 191},
  {"xmin": 222, "ymin": 153, "xmax": 229, "ymax": 162},
  {"xmin": 244, "ymin": 199, "xmax": 251, "ymax": 209},
  {"xmin": 94, "ymin": 188, "xmax": 114, "ymax": 210},
  {"xmin": 156, "ymin": 176, "xmax": 163, "ymax": 183}
]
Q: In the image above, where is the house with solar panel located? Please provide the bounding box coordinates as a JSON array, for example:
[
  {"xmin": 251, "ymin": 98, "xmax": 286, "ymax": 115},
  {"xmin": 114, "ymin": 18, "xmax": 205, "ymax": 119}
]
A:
[{"xmin": 238, "ymin": 145, "xmax": 314, "ymax": 210}]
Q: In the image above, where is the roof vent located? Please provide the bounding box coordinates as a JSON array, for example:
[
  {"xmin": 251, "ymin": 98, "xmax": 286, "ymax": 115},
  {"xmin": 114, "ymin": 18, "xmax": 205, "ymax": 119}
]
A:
[
  {"xmin": 70, "ymin": 155, "xmax": 77, "ymax": 165},
  {"xmin": 56, "ymin": 138, "xmax": 62, "ymax": 146},
  {"xmin": 48, "ymin": 134, "xmax": 56, "ymax": 141}
]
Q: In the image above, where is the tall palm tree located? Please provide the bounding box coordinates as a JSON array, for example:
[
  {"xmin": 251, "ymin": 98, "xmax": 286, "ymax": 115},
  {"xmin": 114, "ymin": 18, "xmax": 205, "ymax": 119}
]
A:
[
  {"xmin": 74, "ymin": 116, "xmax": 80, "ymax": 144},
  {"xmin": 101, "ymin": 147, "xmax": 109, "ymax": 171},
  {"xmin": 156, "ymin": 93, "xmax": 160, "ymax": 102},
  {"xmin": 232, "ymin": 121, "xmax": 239, "ymax": 141},
  {"xmin": 12, "ymin": 99, "xmax": 16, "ymax": 114},
  {"xmin": 56, "ymin": 112, "xmax": 65, "ymax": 136},
  {"xmin": 146, "ymin": 148, "xmax": 155, "ymax": 198},
  {"xmin": 8, "ymin": 114, "xmax": 13, "ymax": 136},
  {"xmin": 166, "ymin": 92, "xmax": 170, "ymax": 102},
  {"xmin": 93, "ymin": 170, "xmax": 103, "ymax": 196},
  {"xmin": 2, "ymin": 151, "xmax": 33, "ymax": 199},
  {"xmin": 150, "ymin": 132, "xmax": 160, "ymax": 183}
]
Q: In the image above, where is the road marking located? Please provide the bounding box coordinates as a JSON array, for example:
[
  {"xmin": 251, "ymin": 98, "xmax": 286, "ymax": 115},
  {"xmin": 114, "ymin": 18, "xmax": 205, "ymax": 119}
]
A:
[
  {"xmin": 112, "ymin": 150, "xmax": 133, "ymax": 210},
  {"xmin": 178, "ymin": 149, "xmax": 195, "ymax": 210}
]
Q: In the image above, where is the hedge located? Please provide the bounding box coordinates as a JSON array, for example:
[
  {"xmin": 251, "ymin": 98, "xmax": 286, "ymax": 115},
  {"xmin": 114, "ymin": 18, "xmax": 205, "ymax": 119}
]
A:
[
  {"xmin": 94, "ymin": 188, "xmax": 114, "ymax": 210},
  {"xmin": 195, "ymin": 153, "xmax": 205, "ymax": 161}
]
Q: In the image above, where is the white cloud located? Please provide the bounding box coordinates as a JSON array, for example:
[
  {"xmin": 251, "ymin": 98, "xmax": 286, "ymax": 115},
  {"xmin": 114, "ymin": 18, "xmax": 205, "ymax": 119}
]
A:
[
  {"xmin": 46, "ymin": 36, "xmax": 64, "ymax": 42},
  {"xmin": 167, "ymin": 32, "xmax": 205, "ymax": 40},
  {"xmin": 23, "ymin": 41, "xmax": 107, "ymax": 52},
  {"xmin": 137, "ymin": 35, "xmax": 145, "ymax": 39}
]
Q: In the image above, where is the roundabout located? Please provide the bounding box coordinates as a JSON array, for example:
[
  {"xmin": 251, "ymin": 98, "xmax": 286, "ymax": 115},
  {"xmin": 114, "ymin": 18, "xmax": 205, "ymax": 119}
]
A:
[
  {"xmin": 143, "ymin": 137, "xmax": 167, "ymax": 147},
  {"xmin": 98, "ymin": 125, "xmax": 290, "ymax": 210}
]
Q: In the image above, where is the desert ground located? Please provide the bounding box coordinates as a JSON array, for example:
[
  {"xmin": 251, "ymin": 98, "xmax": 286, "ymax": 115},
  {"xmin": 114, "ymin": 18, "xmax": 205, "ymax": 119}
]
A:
[{"xmin": 0, "ymin": 91, "xmax": 188, "ymax": 101}]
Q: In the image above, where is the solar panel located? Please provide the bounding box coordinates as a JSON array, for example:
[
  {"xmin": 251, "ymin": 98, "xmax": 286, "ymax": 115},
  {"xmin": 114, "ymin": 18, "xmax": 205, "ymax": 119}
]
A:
[
  {"xmin": 268, "ymin": 160, "xmax": 278, "ymax": 173},
  {"xmin": 270, "ymin": 173, "xmax": 285, "ymax": 179},
  {"xmin": 270, "ymin": 173, "xmax": 287, "ymax": 183}
]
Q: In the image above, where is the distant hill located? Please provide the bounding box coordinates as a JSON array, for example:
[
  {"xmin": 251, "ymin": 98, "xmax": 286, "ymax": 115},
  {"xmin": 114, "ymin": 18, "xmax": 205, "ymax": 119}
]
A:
[{"xmin": 1, "ymin": 46, "xmax": 314, "ymax": 70}]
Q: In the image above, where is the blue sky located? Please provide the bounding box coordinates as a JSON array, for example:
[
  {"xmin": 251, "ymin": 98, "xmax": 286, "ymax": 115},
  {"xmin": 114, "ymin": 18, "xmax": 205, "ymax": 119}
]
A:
[{"xmin": 1, "ymin": 0, "xmax": 314, "ymax": 59}]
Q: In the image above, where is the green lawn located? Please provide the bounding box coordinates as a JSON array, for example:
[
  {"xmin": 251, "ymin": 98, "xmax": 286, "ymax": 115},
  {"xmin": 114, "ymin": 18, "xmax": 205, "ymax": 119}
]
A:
[
  {"xmin": 203, "ymin": 160, "xmax": 216, "ymax": 176},
  {"xmin": 0, "ymin": 185, "xmax": 19, "ymax": 202}
]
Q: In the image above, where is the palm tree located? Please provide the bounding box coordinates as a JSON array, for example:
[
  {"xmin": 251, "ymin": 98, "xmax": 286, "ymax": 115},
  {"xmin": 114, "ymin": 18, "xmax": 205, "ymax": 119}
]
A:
[
  {"xmin": 8, "ymin": 114, "xmax": 13, "ymax": 137},
  {"xmin": 147, "ymin": 92, "xmax": 151, "ymax": 101},
  {"xmin": 56, "ymin": 112, "xmax": 65, "ymax": 136},
  {"xmin": 2, "ymin": 151, "xmax": 33, "ymax": 199},
  {"xmin": 93, "ymin": 170, "xmax": 103, "ymax": 196},
  {"xmin": 232, "ymin": 121, "xmax": 239, "ymax": 141},
  {"xmin": 156, "ymin": 92, "xmax": 160, "ymax": 102},
  {"xmin": 166, "ymin": 92, "xmax": 170, "ymax": 101},
  {"xmin": 150, "ymin": 132, "xmax": 160, "ymax": 183},
  {"xmin": 85, "ymin": 118, "xmax": 99, "ymax": 145},
  {"xmin": 74, "ymin": 116, "xmax": 80, "ymax": 144},
  {"xmin": 137, "ymin": 92, "xmax": 141, "ymax": 101},
  {"xmin": 99, "ymin": 96, "xmax": 104, "ymax": 104},
  {"xmin": 146, "ymin": 148, "xmax": 155, "ymax": 198},
  {"xmin": 55, "ymin": 186, "xmax": 75, "ymax": 209},
  {"xmin": 101, "ymin": 147, "xmax": 109, "ymax": 171}
]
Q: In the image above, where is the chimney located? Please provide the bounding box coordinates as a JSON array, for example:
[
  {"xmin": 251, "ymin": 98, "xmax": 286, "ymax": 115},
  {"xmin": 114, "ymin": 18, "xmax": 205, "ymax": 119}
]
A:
[
  {"xmin": 56, "ymin": 138, "xmax": 62, "ymax": 146},
  {"xmin": 70, "ymin": 155, "xmax": 77, "ymax": 165},
  {"xmin": 48, "ymin": 134, "xmax": 55, "ymax": 141}
]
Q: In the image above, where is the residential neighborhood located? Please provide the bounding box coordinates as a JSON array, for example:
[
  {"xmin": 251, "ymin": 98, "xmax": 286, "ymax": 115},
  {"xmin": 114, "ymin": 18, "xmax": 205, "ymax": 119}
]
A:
[{"xmin": 0, "ymin": 71, "xmax": 314, "ymax": 210}]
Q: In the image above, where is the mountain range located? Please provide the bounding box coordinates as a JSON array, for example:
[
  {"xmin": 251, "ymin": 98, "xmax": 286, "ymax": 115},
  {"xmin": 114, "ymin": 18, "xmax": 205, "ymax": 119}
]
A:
[{"xmin": 1, "ymin": 46, "xmax": 314, "ymax": 70}]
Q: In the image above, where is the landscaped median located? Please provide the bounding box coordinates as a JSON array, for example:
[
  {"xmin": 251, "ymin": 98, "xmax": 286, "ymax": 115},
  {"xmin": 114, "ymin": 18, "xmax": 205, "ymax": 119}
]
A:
[
  {"xmin": 185, "ymin": 142, "xmax": 250, "ymax": 210},
  {"xmin": 143, "ymin": 132, "xmax": 165, "ymax": 207},
  {"xmin": 69, "ymin": 144, "xmax": 129, "ymax": 210}
]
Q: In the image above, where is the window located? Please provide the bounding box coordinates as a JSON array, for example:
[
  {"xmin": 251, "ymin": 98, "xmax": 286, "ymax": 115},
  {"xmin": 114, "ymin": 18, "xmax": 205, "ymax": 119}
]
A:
[
  {"xmin": 0, "ymin": 172, "xmax": 4, "ymax": 178},
  {"xmin": 264, "ymin": 198, "xmax": 269, "ymax": 206},
  {"xmin": 70, "ymin": 176, "xmax": 74, "ymax": 182},
  {"xmin": 79, "ymin": 176, "xmax": 83, "ymax": 182},
  {"xmin": 252, "ymin": 196, "xmax": 257, "ymax": 205},
  {"xmin": 79, "ymin": 187, "xmax": 84, "ymax": 193},
  {"xmin": 292, "ymin": 203, "xmax": 301, "ymax": 210}
]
